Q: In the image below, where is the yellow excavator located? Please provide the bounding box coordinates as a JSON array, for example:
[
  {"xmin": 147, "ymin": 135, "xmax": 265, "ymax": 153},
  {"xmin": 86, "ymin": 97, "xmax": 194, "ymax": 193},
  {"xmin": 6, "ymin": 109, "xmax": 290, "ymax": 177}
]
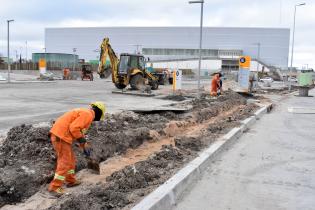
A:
[{"xmin": 98, "ymin": 37, "xmax": 159, "ymax": 90}]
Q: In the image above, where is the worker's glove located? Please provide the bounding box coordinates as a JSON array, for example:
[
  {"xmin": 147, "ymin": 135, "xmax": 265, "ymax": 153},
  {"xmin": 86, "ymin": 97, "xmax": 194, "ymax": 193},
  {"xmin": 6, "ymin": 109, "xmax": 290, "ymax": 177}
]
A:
[
  {"xmin": 79, "ymin": 142, "xmax": 91, "ymax": 157},
  {"xmin": 83, "ymin": 147, "xmax": 91, "ymax": 157},
  {"xmin": 77, "ymin": 137, "xmax": 87, "ymax": 144}
]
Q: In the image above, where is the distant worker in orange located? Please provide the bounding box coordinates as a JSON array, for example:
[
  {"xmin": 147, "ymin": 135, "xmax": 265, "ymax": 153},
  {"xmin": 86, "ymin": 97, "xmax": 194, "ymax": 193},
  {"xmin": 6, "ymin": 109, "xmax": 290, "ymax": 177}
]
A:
[
  {"xmin": 210, "ymin": 73, "xmax": 220, "ymax": 96},
  {"xmin": 63, "ymin": 68, "xmax": 70, "ymax": 80},
  {"xmin": 48, "ymin": 102, "xmax": 105, "ymax": 197}
]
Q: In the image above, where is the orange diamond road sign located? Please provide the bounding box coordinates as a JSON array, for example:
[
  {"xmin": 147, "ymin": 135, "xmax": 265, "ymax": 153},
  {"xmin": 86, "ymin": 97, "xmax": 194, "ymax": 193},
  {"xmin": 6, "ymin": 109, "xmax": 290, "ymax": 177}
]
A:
[{"xmin": 239, "ymin": 56, "xmax": 251, "ymax": 68}]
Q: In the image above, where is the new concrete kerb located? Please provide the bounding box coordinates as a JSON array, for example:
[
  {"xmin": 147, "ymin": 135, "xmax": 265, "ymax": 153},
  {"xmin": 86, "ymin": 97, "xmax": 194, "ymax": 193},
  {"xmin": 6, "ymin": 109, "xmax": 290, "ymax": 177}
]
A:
[{"xmin": 132, "ymin": 103, "xmax": 272, "ymax": 210}]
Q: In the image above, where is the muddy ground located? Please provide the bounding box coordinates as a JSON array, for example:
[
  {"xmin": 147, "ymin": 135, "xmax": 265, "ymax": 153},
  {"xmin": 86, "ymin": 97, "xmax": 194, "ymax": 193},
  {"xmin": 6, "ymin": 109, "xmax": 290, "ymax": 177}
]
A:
[{"xmin": 0, "ymin": 91, "xmax": 259, "ymax": 209}]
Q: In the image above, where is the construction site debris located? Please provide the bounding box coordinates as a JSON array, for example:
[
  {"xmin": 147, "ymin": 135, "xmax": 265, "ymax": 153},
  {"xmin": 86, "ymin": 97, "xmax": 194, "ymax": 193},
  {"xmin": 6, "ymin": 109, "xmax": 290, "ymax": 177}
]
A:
[
  {"xmin": 0, "ymin": 91, "xmax": 259, "ymax": 209},
  {"xmin": 48, "ymin": 145, "xmax": 186, "ymax": 210}
]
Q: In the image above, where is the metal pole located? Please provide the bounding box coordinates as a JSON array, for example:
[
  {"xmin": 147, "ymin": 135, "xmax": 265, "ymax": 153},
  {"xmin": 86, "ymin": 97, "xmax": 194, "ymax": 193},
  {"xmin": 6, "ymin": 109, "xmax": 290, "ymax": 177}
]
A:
[
  {"xmin": 256, "ymin": 43, "xmax": 261, "ymax": 72},
  {"xmin": 289, "ymin": 6, "xmax": 297, "ymax": 91},
  {"xmin": 73, "ymin": 48, "xmax": 76, "ymax": 71},
  {"xmin": 279, "ymin": 0, "xmax": 282, "ymax": 27},
  {"xmin": 43, "ymin": 47, "xmax": 47, "ymax": 70},
  {"xmin": 197, "ymin": 1, "xmax": 204, "ymax": 96},
  {"xmin": 25, "ymin": 41, "xmax": 28, "ymax": 69},
  {"xmin": 289, "ymin": 3, "xmax": 305, "ymax": 91},
  {"xmin": 7, "ymin": 20, "xmax": 14, "ymax": 83},
  {"xmin": 7, "ymin": 21, "xmax": 10, "ymax": 83},
  {"xmin": 189, "ymin": 0, "xmax": 204, "ymax": 96}
]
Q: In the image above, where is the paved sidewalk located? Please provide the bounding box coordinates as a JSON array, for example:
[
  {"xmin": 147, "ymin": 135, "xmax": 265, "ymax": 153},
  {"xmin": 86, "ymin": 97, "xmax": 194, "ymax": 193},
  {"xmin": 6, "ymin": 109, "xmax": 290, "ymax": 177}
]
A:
[{"xmin": 174, "ymin": 90, "xmax": 315, "ymax": 210}]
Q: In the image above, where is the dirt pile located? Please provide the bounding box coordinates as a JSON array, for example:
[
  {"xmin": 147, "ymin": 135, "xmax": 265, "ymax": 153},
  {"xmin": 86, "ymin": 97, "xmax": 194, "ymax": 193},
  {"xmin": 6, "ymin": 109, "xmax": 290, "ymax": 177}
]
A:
[
  {"xmin": 0, "ymin": 125, "xmax": 54, "ymax": 207},
  {"xmin": 191, "ymin": 91, "xmax": 246, "ymax": 123},
  {"xmin": 48, "ymin": 92, "xmax": 260, "ymax": 210},
  {"xmin": 0, "ymin": 91, "xmax": 260, "ymax": 208},
  {"xmin": 49, "ymin": 145, "xmax": 186, "ymax": 210},
  {"xmin": 0, "ymin": 111, "xmax": 170, "ymax": 207},
  {"xmin": 175, "ymin": 136, "xmax": 204, "ymax": 151}
]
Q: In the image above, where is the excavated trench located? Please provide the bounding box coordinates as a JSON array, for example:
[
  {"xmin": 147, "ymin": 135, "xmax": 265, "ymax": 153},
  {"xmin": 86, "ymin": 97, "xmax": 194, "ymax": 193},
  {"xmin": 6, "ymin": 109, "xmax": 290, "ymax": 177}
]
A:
[{"xmin": 0, "ymin": 91, "xmax": 259, "ymax": 209}]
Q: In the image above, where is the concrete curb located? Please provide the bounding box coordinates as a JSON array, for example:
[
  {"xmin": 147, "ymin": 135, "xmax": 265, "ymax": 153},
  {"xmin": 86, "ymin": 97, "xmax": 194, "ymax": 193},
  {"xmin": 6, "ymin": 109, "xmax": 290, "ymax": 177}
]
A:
[
  {"xmin": 0, "ymin": 81, "xmax": 56, "ymax": 84},
  {"xmin": 132, "ymin": 103, "xmax": 272, "ymax": 210}
]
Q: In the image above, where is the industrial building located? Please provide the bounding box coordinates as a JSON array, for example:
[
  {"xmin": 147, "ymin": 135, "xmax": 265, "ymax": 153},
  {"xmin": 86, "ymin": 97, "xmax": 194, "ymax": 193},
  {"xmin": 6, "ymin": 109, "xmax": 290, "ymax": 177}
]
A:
[
  {"xmin": 45, "ymin": 27, "xmax": 290, "ymax": 71},
  {"xmin": 32, "ymin": 53, "xmax": 79, "ymax": 69}
]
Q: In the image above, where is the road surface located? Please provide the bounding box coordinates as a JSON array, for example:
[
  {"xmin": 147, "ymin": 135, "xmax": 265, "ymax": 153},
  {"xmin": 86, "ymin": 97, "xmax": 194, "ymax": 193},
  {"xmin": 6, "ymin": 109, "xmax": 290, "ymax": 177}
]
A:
[{"xmin": 174, "ymin": 90, "xmax": 315, "ymax": 210}]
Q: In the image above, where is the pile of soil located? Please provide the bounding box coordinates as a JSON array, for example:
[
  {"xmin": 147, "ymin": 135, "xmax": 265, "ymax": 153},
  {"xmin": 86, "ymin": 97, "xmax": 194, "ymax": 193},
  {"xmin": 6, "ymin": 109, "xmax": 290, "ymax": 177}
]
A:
[
  {"xmin": 0, "ymin": 125, "xmax": 54, "ymax": 207},
  {"xmin": 49, "ymin": 145, "xmax": 187, "ymax": 210},
  {"xmin": 0, "ymin": 112, "xmax": 167, "ymax": 207},
  {"xmin": 0, "ymin": 90, "xmax": 259, "ymax": 208},
  {"xmin": 46, "ymin": 92, "xmax": 259, "ymax": 210}
]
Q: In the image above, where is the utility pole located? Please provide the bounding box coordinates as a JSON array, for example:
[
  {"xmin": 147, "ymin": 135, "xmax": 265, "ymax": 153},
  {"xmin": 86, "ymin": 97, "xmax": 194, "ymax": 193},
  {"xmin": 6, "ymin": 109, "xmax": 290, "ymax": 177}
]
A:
[
  {"xmin": 289, "ymin": 3, "xmax": 306, "ymax": 91},
  {"xmin": 256, "ymin": 43, "xmax": 261, "ymax": 72},
  {"xmin": 25, "ymin": 41, "xmax": 28, "ymax": 61},
  {"xmin": 25, "ymin": 41, "xmax": 28, "ymax": 69},
  {"xmin": 73, "ymin": 48, "xmax": 77, "ymax": 71},
  {"xmin": 7, "ymin": 19, "xmax": 14, "ymax": 83},
  {"xmin": 189, "ymin": 0, "xmax": 204, "ymax": 97}
]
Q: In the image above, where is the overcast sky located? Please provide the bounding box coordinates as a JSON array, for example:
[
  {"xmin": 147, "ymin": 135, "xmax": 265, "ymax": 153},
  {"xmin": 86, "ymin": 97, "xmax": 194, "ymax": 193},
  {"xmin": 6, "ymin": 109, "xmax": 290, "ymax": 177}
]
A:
[{"xmin": 0, "ymin": 0, "xmax": 314, "ymax": 69}]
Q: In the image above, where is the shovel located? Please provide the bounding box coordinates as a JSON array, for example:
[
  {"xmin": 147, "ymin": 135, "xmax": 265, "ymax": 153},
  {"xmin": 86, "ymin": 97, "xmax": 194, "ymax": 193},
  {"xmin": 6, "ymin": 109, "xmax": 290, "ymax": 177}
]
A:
[
  {"xmin": 86, "ymin": 156, "xmax": 100, "ymax": 174},
  {"xmin": 75, "ymin": 143, "xmax": 100, "ymax": 174}
]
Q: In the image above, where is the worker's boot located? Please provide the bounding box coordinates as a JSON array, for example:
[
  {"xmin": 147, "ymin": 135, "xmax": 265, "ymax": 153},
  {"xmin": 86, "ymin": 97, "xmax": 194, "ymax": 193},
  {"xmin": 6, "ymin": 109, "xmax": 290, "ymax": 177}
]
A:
[
  {"xmin": 48, "ymin": 187, "xmax": 65, "ymax": 197},
  {"xmin": 66, "ymin": 180, "xmax": 81, "ymax": 188}
]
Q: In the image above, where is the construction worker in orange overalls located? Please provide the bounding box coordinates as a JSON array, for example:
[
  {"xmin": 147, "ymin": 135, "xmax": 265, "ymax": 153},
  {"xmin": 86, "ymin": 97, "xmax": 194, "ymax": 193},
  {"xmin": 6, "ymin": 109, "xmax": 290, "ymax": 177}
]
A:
[
  {"xmin": 48, "ymin": 102, "xmax": 105, "ymax": 197},
  {"xmin": 210, "ymin": 73, "xmax": 221, "ymax": 96}
]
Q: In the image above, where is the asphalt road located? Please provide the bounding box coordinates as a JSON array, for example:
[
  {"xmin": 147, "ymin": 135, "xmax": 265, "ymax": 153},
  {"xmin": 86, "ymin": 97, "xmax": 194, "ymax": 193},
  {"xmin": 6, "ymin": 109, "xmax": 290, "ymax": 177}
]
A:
[
  {"xmin": 174, "ymin": 89, "xmax": 315, "ymax": 210},
  {"xmin": 0, "ymin": 78, "xmax": 177, "ymax": 132}
]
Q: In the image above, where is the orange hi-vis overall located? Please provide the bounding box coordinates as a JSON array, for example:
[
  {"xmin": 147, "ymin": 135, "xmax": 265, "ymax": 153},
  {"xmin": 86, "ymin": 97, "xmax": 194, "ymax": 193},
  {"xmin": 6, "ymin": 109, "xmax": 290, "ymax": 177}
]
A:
[
  {"xmin": 210, "ymin": 74, "xmax": 220, "ymax": 96},
  {"xmin": 49, "ymin": 108, "xmax": 94, "ymax": 191}
]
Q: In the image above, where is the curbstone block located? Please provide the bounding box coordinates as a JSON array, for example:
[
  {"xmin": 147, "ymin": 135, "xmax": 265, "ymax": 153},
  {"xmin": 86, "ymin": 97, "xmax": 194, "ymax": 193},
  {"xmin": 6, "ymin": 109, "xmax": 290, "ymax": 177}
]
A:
[
  {"xmin": 254, "ymin": 106, "xmax": 267, "ymax": 119},
  {"xmin": 241, "ymin": 116, "xmax": 256, "ymax": 129}
]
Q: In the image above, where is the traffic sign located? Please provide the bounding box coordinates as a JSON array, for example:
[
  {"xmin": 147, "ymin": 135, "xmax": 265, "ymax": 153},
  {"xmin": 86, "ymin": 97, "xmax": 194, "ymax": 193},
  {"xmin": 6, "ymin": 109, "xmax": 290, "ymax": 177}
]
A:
[{"xmin": 239, "ymin": 56, "xmax": 251, "ymax": 68}]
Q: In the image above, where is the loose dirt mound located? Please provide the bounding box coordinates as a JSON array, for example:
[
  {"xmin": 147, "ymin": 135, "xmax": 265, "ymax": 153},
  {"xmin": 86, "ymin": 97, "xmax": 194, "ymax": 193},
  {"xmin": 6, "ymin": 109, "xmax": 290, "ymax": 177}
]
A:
[
  {"xmin": 0, "ymin": 110, "xmax": 171, "ymax": 207},
  {"xmin": 0, "ymin": 125, "xmax": 54, "ymax": 207},
  {"xmin": 49, "ymin": 145, "xmax": 186, "ymax": 210},
  {"xmin": 0, "ymin": 91, "xmax": 259, "ymax": 208}
]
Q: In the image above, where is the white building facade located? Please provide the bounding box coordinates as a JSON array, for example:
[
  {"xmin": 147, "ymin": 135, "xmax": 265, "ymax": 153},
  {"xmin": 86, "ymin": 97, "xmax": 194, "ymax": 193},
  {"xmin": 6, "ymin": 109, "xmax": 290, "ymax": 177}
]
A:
[{"xmin": 45, "ymin": 27, "xmax": 290, "ymax": 70}]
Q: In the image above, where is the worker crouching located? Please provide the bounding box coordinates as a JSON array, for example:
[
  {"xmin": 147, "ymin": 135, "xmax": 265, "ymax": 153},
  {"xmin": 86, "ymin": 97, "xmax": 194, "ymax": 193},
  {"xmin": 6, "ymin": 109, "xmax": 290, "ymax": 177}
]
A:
[
  {"xmin": 210, "ymin": 73, "xmax": 221, "ymax": 96},
  {"xmin": 48, "ymin": 102, "xmax": 105, "ymax": 197}
]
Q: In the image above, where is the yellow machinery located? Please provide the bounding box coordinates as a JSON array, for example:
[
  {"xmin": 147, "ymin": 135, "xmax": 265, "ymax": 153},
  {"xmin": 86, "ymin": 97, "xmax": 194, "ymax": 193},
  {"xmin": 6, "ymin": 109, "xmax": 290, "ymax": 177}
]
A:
[{"xmin": 98, "ymin": 37, "xmax": 159, "ymax": 90}]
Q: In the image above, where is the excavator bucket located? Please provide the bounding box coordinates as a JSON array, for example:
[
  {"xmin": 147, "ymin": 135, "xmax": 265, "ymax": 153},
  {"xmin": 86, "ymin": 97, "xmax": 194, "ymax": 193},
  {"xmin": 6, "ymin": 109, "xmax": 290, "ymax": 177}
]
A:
[
  {"xmin": 103, "ymin": 67, "xmax": 112, "ymax": 79},
  {"xmin": 99, "ymin": 67, "xmax": 112, "ymax": 79}
]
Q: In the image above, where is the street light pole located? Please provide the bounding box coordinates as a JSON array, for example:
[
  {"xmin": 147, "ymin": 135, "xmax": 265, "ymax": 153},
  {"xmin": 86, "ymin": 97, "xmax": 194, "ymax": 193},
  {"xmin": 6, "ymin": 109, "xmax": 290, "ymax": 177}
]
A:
[
  {"xmin": 289, "ymin": 2, "xmax": 305, "ymax": 91},
  {"xmin": 256, "ymin": 43, "xmax": 261, "ymax": 72},
  {"xmin": 189, "ymin": 0, "xmax": 204, "ymax": 97},
  {"xmin": 7, "ymin": 19, "xmax": 14, "ymax": 83},
  {"xmin": 73, "ymin": 48, "xmax": 77, "ymax": 71}
]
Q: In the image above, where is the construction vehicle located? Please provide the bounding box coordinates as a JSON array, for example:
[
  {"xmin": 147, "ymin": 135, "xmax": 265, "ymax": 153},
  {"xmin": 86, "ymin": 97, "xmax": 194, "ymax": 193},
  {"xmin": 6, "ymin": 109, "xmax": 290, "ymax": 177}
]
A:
[
  {"xmin": 98, "ymin": 38, "xmax": 159, "ymax": 90},
  {"xmin": 146, "ymin": 64, "xmax": 171, "ymax": 85},
  {"xmin": 81, "ymin": 64, "xmax": 94, "ymax": 81}
]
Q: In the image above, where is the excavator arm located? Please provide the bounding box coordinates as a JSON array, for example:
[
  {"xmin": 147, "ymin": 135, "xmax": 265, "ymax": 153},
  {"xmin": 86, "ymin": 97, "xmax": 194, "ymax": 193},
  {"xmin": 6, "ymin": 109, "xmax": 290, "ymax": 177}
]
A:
[{"xmin": 98, "ymin": 38, "xmax": 119, "ymax": 83}]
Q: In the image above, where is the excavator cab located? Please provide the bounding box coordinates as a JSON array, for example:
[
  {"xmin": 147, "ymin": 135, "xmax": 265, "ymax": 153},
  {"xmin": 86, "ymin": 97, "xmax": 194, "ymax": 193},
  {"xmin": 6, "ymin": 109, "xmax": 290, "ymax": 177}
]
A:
[{"xmin": 118, "ymin": 54, "xmax": 145, "ymax": 75}]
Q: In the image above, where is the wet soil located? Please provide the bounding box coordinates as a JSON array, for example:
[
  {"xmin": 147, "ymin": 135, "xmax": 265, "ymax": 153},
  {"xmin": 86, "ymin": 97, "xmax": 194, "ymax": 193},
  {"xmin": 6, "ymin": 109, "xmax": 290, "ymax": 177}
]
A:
[{"xmin": 0, "ymin": 91, "xmax": 259, "ymax": 209}]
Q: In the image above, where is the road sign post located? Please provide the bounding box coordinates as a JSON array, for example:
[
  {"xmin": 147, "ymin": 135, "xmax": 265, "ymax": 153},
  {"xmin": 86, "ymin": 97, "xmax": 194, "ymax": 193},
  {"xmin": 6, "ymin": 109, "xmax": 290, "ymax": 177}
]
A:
[{"xmin": 238, "ymin": 56, "xmax": 251, "ymax": 92}]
